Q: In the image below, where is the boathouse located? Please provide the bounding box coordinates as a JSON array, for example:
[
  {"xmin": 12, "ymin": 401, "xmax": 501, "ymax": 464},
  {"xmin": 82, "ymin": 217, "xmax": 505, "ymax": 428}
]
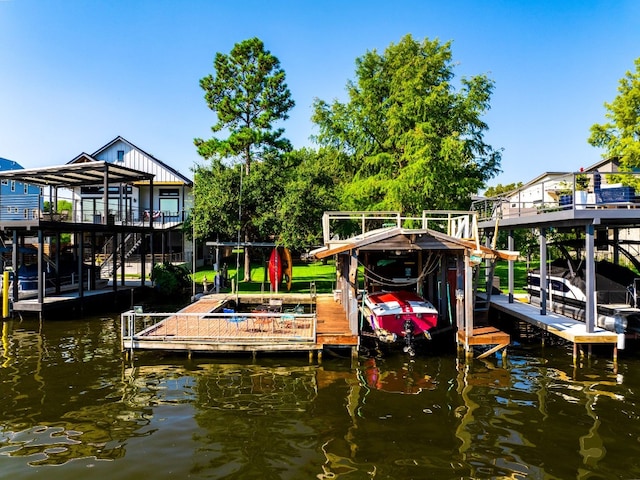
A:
[
  {"xmin": 473, "ymin": 160, "xmax": 640, "ymax": 361},
  {"xmin": 0, "ymin": 161, "xmax": 158, "ymax": 318},
  {"xmin": 310, "ymin": 211, "xmax": 518, "ymax": 358}
]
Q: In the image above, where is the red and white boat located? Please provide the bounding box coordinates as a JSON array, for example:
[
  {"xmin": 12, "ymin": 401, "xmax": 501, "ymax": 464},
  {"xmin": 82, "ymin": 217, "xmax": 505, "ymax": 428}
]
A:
[{"xmin": 363, "ymin": 290, "xmax": 438, "ymax": 355}]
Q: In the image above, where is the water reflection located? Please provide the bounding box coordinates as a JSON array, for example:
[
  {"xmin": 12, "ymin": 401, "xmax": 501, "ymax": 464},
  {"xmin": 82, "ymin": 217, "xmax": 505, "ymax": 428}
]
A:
[
  {"xmin": 3, "ymin": 318, "xmax": 640, "ymax": 479},
  {"xmin": 358, "ymin": 357, "xmax": 436, "ymax": 394},
  {"xmin": 0, "ymin": 319, "xmax": 149, "ymax": 467}
]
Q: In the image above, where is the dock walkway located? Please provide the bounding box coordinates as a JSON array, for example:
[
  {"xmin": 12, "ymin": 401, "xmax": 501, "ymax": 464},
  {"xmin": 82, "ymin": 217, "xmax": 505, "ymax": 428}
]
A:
[
  {"xmin": 10, "ymin": 285, "xmax": 137, "ymax": 318},
  {"xmin": 489, "ymin": 293, "xmax": 621, "ymax": 361}
]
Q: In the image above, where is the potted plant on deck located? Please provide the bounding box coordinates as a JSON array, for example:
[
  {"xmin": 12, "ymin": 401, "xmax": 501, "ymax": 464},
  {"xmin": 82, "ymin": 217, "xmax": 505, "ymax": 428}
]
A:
[{"xmin": 575, "ymin": 171, "xmax": 589, "ymax": 208}]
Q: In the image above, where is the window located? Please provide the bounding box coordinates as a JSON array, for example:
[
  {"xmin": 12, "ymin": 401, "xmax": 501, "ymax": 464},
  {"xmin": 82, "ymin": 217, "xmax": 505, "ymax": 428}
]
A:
[
  {"xmin": 117, "ymin": 150, "xmax": 124, "ymax": 161},
  {"xmin": 24, "ymin": 183, "xmax": 28, "ymax": 194},
  {"xmin": 10, "ymin": 180, "xmax": 15, "ymax": 192},
  {"xmin": 81, "ymin": 185, "xmax": 132, "ymax": 195},
  {"xmin": 159, "ymin": 198, "xmax": 178, "ymax": 215},
  {"xmin": 1, "ymin": 180, "xmax": 7, "ymax": 186},
  {"xmin": 159, "ymin": 188, "xmax": 179, "ymax": 197},
  {"xmin": 23, "ymin": 208, "xmax": 29, "ymax": 219}
]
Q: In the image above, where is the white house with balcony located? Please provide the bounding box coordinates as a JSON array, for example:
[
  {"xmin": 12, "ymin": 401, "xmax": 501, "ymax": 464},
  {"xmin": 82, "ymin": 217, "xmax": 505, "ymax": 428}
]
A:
[{"xmin": 67, "ymin": 136, "xmax": 195, "ymax": 265}]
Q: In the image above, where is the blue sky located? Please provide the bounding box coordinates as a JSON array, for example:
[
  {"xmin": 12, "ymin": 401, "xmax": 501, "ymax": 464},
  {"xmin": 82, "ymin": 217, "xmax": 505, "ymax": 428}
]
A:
[{"xmin": 1, "ymin": 0, "xmax": 638, "ymax": 190}]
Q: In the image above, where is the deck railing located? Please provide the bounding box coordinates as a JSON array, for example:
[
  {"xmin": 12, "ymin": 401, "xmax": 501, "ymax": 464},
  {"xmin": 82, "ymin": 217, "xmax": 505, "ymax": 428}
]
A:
[
  {"xmin": 473, "ymin": 171, "xmax": 640, "ymax": 222},
  {"xmin": 321, "ymin": 210, "xmax": 479, "ymax": 243},
  {"xmin": 121, "ymin": 310, "xmax": 317, "ymax": 349}
]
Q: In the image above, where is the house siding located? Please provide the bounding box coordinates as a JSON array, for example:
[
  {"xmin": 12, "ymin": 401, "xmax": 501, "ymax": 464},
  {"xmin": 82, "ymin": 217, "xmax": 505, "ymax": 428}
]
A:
[{"xmin": 0, "ymin": 158, "xmax": 42, "ymax": 221}]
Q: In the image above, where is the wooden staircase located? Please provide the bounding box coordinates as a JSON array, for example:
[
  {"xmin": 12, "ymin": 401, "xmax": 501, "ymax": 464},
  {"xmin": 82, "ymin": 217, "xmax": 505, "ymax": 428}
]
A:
[{"xmin": 99, "ymin": 232, "xmax": 143, "ymax": 276}]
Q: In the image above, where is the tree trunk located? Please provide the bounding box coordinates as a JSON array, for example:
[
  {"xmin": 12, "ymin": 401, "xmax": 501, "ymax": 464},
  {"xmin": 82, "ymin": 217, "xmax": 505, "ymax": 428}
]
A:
[{"xmin": 244, "ymin": 233, "xmax": 251, "ymax": 282}]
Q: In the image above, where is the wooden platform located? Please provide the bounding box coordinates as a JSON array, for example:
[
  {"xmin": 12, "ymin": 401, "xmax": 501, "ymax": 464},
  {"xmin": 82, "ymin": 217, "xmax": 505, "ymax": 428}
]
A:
[
  {"xmin": 315, "ymin": 295, "xmax": 359, "ymax": 347},
  {"xmin": 122, "ymin": 293, "xmax": 358, "ymax": 357},
  {"xmin": 10, "ymin": 286, "xmax": 135, "ymax": 317},
  {"xmin": 489, "ymin": 293, "xmax": 620, "ymax": 361},
  {"xmin": 458, "ymin": 326, "xmax": 510, "ymax": 359}
]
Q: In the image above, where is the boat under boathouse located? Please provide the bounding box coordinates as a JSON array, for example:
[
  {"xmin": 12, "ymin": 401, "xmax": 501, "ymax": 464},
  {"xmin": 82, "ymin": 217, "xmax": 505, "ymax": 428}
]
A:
[
  {"xmin": 0, "ymin": 162, "xmax": 160, "ymax": 318},
  {"xmin": 310, "ymin": 211, "xmax": 518, "ymax": 359},
  {"xmin": 473, "ymin": 165, "xmax": 640, "ymax": 361}
]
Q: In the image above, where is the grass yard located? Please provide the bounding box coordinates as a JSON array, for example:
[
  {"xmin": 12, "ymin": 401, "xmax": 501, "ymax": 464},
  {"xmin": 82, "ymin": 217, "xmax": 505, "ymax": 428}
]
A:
[
  {"xmin": 192, "ymin": 260, "xmax": 338, "ymax": 294},
  {"xmin": 494, "ymin": 260, "xmax": 538, "ymax": 294},
  {"xmin": 190, "ymin": 258, "xmax": 538, "ymax": 295}
]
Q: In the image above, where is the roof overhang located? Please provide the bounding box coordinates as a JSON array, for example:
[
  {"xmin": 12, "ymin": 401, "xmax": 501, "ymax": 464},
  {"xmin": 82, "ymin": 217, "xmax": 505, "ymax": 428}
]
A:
[
  {"xmin": 310, "ymin": 227, "xmax": 518, "ymax": 261},
  {"xmin": 0, "ymin": 161, "xmax": 154, "ymax": 187}
]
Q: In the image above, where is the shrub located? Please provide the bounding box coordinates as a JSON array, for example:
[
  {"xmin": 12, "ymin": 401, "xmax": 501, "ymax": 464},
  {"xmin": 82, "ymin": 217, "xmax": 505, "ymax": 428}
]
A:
[{"xmin": 151, "ymin": 262, "xmax": 192, "ymax": 297}]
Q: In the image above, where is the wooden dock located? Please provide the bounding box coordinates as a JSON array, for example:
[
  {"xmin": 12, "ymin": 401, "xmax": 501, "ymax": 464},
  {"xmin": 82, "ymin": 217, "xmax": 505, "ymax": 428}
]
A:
[
  {"xmin": 10, "ymin": 285, "xmax": 136, "ymax": 318},
  {"xmin": 457, "ymin": 326, "xmax": 511, "ymax": 360},
  {"xmin": 489, "ymin": 293, "xmax": 620, "ymax": 361},
  {"xmin": 315, "ymin": 295, "xmax": 359, "ymax": 348},
  {"xmin": 122, "ymin": 293, "xmax": 358, "ymax": 359}
]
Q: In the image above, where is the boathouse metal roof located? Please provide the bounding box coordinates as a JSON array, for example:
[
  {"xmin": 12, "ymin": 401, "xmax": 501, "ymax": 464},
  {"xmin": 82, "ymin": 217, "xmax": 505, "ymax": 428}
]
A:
[
  {"xmin": 0, "ymin": 161, "xmax": 154, "ymax": 187},
  {"xmin": 310, "ymin": 226, "xmax": 517, "ymax": 261}
]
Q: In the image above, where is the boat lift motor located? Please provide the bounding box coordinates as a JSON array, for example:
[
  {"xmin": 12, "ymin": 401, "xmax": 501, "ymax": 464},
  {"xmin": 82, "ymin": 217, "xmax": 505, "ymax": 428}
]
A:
[{"xmin": 402, "ymin": 319, "xmax": 416, "ymax": 356}]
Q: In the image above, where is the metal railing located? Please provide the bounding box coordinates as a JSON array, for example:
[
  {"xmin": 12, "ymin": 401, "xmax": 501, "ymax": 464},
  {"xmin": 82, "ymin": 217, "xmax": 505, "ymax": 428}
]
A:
[
  {"xmin": 321, "ymin": 210, "xmax": 479, "ymax": 243},
  {"xmin": 473, "ymin": 171, "xmax": 640, "ymax": 222},
  {"xmin": 121, "ymin": 310, "xmax": 317, "ymax": 348}
]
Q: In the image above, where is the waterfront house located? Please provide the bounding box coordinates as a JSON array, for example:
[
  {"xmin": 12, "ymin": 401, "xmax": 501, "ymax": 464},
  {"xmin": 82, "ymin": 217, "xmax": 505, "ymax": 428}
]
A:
[{"xmin": 66, "ymin": 136, "xmax": 196, "ymax": 268}]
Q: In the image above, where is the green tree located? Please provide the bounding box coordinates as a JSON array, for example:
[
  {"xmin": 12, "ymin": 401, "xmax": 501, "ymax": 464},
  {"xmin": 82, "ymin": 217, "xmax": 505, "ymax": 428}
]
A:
[
  {"xmin": 277, "ymin": 148, "xmax": 342, "ymax": 249},
  {"xmin": 484, "ymin": 182, "xmax": 523, "ymax": 198},
  {"xmin": 195, "ymin": 37, "xmax": 295, "ymax": 175},
  {"xmin": 194, "ymin": 37, "xmax": 295, "ymax": 281},
  {"xmin": 312, "ymin": 34, "xmax": 501, "ymax": 213},
  {"xmin": 191, "ymin": 159, "xmax": 241, "ymax": 241},
  {"xmin": 589, "ymin": 57, "xmax": 640, "ymax": 170}
]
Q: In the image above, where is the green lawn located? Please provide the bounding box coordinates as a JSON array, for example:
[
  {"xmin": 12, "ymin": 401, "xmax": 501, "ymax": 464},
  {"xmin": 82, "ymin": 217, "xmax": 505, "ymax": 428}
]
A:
[
  {"xmin": 192, "ymin": 261, "xmax": 338, "ymax": 294},
  {"xmin": 494, "ymin": 260, "xmax": 538, "ymax": 294},
  {"xmin": 191, "ymin": 259, "xmax": 538, "ymax": 295}
]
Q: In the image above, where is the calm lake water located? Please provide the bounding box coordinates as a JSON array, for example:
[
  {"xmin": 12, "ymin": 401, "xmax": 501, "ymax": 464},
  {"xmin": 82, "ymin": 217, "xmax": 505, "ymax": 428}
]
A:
[{"xmin": 2, "ymin": 314, "xmax": 640, "ymax": 479}]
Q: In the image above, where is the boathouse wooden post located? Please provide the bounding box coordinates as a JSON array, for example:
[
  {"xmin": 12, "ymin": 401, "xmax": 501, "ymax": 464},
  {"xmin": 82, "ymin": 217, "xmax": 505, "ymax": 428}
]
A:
[
  {"xmin": 508, "ymin": 229, "xmax": 515, "ymax": 303},
  {"xmin": 539, "ymin": 228, "xmax": 547, "ymax": 315},
  {"xmin": 78, "ymin": 234, "xmax": 84, "ymax": 297},
  {"xmin": 102, "ymin": 163, "xmax": 109, "ymax": 225},
  {"xmin": 112, "ymin": 233, "xmax": 118, "ymax": 292},
  {"xmin": 140, "ymin": 234, "xmax": 146, "ymax": 286},
  {"xmin": 438, "ymin": 256, "xmax": 447, "ymax": 322},
  {"xmin": 120, "ymin": 231, "xmax": 126, "ymax": 286},
  {"xmin": 455, "ymin": 255, "xmax": 466, "ymax": 353},
  {"xmin": 464, "ymin": 251, "xmax": 474, "ymax": 355},
  {"xmin": 54, "ymin": 231, "xmax": 61, "ymax": 294},
  {"xmin": 585, "ymin": 223, "xmax": 596, "ymax": 333},
  {"xmin": 348, "ymin": 250, "xmax": 359, "ymax": 333},
  {"xmin": 149, "ymin": 177, "xmax": 155, "ymax": 270},
  {"xmin": 90, "ymin": 231, "xmax": 97, "ymax": 291},
  {"xmin": 37, "ymin": 229, "xmax": 44, "ymax": 305},
  {"xmin": 11, "ymin": 230, "xmax": 18, "ymax": 304}
]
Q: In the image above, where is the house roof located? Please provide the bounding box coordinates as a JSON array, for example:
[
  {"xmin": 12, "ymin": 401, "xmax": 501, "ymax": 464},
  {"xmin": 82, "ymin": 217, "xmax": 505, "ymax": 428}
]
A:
[
  {"xmin": 0, "ymin": 157, "xmax": 24, "ymax": 171},
  {"xmin": 310, "ymin": 227, "xmax": 517, "ymax": 261},
  {"xmin": 0, "ymin": 161, "xmax": 154, "ymax": 187},
  {"xmin": 88, "ymin": 136, "xmax": 193, "ymax": 186}
]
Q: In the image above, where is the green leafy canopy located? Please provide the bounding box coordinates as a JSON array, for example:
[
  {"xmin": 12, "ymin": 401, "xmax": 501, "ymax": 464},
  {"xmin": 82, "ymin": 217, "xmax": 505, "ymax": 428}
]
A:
[{"xmin": 312, "ymin": 34, "xmax": 502, "ymax": 212}]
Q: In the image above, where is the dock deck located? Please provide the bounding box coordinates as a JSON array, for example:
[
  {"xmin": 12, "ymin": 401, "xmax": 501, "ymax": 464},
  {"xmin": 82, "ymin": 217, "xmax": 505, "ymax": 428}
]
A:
[
  {"xmin": 489, "ymin": 293, "xmax": 620, "ymax": 360},
  {"xmin": 10, "ymin": 285, "xmax": 138, "ymax": 317},
  {"xmin": 122, "ymin": 293, "xmax": 358, "ymax": 358}
]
